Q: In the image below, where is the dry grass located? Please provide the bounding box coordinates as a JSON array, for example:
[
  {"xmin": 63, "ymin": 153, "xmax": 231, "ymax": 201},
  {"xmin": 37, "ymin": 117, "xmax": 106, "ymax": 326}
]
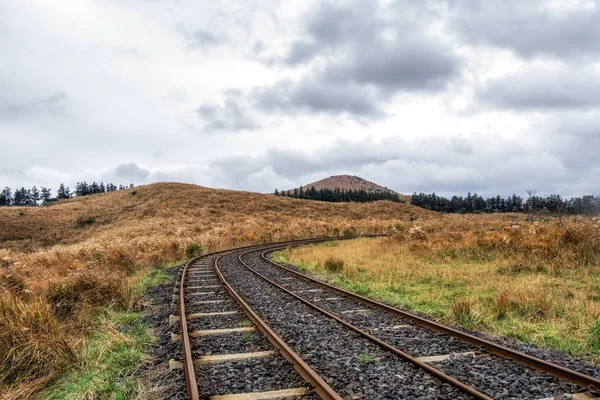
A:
[
  {"xmin": 0, "ymin": 182, "xmax": 422, "ymax": 396},
  {"xmin": 277, "ymin": 214, "xmax": 600, "ymax": 362}
]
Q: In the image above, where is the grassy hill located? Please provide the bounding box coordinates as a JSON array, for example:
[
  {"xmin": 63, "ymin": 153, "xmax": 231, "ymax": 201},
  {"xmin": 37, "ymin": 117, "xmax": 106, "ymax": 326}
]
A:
[{"xmin": 1, "ymin": 182, "xmax": 431, "ymax": 292}]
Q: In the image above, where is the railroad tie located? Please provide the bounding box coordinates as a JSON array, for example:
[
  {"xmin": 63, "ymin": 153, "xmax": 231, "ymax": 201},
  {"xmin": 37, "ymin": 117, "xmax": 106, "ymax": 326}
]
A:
[
  {"xmin": 169, "ymin": 350, "xmax": 275, "ymax": 369},
  {"xmin": 172, "ymin": 293, "xmax": 219, "ymax": 301},
  {"xmin": 187, "ymin": 285, "xmax": 222, "ymax": 289},
  {"xmin": 293, "ymin": 289, "xmax": 324, "ymax": 293},
  {"xmin": 171, "ymin": 327, "xmax": 255, "ymax": 341},
  {"xmin": 313, "ymin": 297, "xmax": 344, "ymax": 302},
  {"xmin": 186, "ymin": 291, "xmax": 216, "ymax": 296},
  {"xmin": 537, "ymin": 394, "xmax": 595, "ymax": 400},
  {"xmin": 169, "ymin": 311, "xmax": 238, "ymax": 325},
  {"xmin": 340, "ymin": 308, "xmax": 371, "ymax": 314},
  {"xmin": 370, "ymin": 324, "xmax": 415, "ymax": 331},
  {"xmin": 415, "ymin": 351, "xmax": 476, "ymax": 363},
  {"xmin": 210, "ymin": 388, "xmax": 310, "ymax": 400}
]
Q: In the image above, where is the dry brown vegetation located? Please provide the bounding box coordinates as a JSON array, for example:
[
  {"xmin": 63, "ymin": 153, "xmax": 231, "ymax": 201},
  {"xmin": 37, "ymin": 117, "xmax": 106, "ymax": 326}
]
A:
[
  {"xmin": 276, "ymin": 214, "xmax": 600, "ymax": 362},
  {"xmin": 0, "ymin": 182, "xmax": 419, "ymax": 397}
]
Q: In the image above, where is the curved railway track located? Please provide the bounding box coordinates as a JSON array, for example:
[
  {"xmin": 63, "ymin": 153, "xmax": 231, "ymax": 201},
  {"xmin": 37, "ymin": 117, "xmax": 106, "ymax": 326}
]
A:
[{"xmin": 171, "ymin": 238, "xmax": 600, "ymax": 399}]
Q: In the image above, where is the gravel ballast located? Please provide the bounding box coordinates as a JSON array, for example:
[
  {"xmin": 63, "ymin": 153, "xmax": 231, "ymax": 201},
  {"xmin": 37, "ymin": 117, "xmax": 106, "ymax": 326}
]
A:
[
  {"xmin": 176, "ymin": 252, "xmax": 317, "ymax": 399},
  {"xmin": 219, "ymin": 251, "xmax": 474, "ymax": 399},
  {"xmin": 245, "ymin": 247, "xmax": 600, "ymax": 399}
]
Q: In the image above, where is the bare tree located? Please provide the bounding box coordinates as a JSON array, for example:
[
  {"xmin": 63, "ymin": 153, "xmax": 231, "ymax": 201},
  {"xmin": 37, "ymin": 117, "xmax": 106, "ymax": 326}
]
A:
[{"xmin": 526, "ymin": 189, "xmax": 538, "ymax": 223}]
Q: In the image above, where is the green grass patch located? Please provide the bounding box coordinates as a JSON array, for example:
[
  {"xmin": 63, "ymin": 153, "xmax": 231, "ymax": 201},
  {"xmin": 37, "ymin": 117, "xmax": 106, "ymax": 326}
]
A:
[
  {"xmin": 136, "ymin": 268, "xmax": 173, "ymax": 293},
  {"xmin": 41, "ymin": 266, "xmax": 174, "ymax": 400},
  {"xmin": 355, "ymin": 352, "xmax": 375, "ymax": 363},
  {"xmin": 42, "ymin": 310, "xmax": 152, "ymax": 400}
]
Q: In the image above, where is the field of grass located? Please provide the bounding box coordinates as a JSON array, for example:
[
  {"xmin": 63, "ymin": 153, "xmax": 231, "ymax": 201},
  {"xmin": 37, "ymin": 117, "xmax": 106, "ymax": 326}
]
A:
[
  {"xmin": 274, "ymin": 215, "xmax": 600, "ymax": 362},
  {"xmin": 0, "ymin": 182, "xmax": 419, "ymax": 398}
]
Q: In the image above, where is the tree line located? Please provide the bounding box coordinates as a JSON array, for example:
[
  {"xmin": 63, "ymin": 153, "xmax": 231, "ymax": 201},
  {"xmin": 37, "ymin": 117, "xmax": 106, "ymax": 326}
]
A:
[
  {"xmin": 274, "ymin": 186, "xmax": 402, "ymax": 203},
  {"xmin": 410, "ymin": 192, "xmax": 600, "ymax": 215},
  {"xmin": 0, "ymin": 181, "xmax": 134, "ymax": 206}
]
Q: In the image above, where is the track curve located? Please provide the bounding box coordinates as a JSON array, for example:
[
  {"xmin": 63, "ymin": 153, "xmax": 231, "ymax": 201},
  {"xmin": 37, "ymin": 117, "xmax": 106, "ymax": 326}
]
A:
[{"xmin": 174, "ymin": 238, "xmax": 600, "ymax": 399}]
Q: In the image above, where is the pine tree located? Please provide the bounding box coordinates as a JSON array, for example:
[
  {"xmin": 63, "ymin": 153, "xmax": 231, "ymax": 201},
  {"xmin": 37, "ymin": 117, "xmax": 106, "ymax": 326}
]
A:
[
  {"xmin": 40, "ymin": 187, "xmax": 52, "ymax": 204},
  {"xmin": 57, "ymin": 183, "xmax": 70, "ymax": 199},
  {"xmin": 0, "ymin": 187, "xmax": 11, "ymax": 206},
  {"xmin": 30, "ymin": 186, "xmax": 40, "ymax": 206}
]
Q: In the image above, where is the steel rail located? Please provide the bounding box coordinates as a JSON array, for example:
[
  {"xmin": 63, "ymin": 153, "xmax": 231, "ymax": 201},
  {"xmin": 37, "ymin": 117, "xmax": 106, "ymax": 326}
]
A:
[
  {"xmin": 178, "ymin": 256, "xmax": 200, "ymax": 400},
  {"xmin": 213, "ymin": 249, "xmax": 343, "ymax": 400},
  {"xmin": 261, "ymin": 246, "xmax": 600, "ymax": 393},
  {"xmin": 237, "ymin": 249, "xmax": 492, "ymax": 400},
  {"xmin": 177, "ymin": 238, "xmax": 343, "ymax": 400}
]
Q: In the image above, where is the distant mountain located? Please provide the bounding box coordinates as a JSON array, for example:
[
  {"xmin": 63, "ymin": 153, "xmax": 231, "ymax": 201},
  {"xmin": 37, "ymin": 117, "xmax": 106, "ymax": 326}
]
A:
[{"xmin": 285, "ymin": 175, "xmax": 397, "ymax": 194}]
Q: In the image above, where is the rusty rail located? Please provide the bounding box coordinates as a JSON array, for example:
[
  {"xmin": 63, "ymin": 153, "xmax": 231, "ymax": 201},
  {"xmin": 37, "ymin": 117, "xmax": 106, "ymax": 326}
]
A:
[
  {"xmin": 238, "ymin": 249, "xmax": 492, "ymax": 400},
  {"xmin": 178, "ymin": 257, "xmax": 200, "ymax": 400},
  {"xmin": 260, "ymin": 245, "xmax": 600, "ymax": 393},
  {"xmin": 214, "ymin": 251, "xmax": 343, "ymax": 400},
  {"xmin": 177, "ymin": 238, "xmax": 342, "ymax": 400}
]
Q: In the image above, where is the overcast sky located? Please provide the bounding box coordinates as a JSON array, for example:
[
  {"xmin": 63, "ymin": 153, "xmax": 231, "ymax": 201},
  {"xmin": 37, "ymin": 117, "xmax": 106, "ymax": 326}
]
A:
[{"xmin": 1, "ymin": 0, "xmax": 599, "ymax": 197}]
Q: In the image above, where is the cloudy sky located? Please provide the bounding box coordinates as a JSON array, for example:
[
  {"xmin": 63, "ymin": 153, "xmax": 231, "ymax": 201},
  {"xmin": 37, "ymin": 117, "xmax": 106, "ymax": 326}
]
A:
[{"xmin": 1, "ymin": 0, "xmax": 599, "ymax": 197}]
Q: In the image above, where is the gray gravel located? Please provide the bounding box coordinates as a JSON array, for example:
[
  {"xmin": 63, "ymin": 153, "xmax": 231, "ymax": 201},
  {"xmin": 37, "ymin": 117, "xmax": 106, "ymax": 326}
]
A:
[
  {"xmin": 219, "ymin": 251, "xmax": 474, "ymax": 399},
  {"xmin": 197, "ymin": 357, "xmax": 308, "ymax": 397},
  {"xmin": 178, "ymin": 252, "xmax": 317, "ymax": 399},
  {"xmin": 434, "ymin": 354, "xmax": 576, "ymax": 399},
  {"xmin": 191, "ymin": 331, "xmax": 272, "ymax": 355},
  {"xmin": 251, "ymin": 248, "xmax": 600, "ymax": 399}
]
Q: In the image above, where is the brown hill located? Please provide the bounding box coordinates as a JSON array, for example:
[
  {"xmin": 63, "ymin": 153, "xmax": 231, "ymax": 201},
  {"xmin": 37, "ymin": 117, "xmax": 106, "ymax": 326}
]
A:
[
  {"xmin": 286, "ymin": 175, "xmax": 397, "ymax": 194},
  {"xmin": 0, "ymin": 182, "xmax": 428, "ymax": 286}
]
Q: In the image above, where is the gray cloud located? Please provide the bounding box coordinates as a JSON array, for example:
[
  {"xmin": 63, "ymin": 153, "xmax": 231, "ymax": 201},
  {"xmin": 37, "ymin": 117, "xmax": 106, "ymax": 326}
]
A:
[
  {"xmin": 188, "ymin": 29, "xmax": 224, "ymax": 47},
  {"xmin": 114, "ymin": 163, "xmax": 150, "ymax": 181},
  {"xmin": 1, "ymin": 92, "xmax": 67, "ymax": 121},
  {"xmin": 478, "ymin": 65, "xmax": 600, "ymax": 110},
  {"xmin": 283, "ymin": 40, "xmax": 320, "ymax": 65},
  {"xmin": 323, "ymin": 39, "xmax": 459, "ymax": 93},
  {"xmin": 448, "ymin": 0, "xmax": 600, "ymax": 59},
  {"xmin": 258, "ymin": 0, "xmax": 460, "ymax": 117},
  {"xmin": 197, "ymin": 92, "xmax": 259, "ymax": 132},
  {"xmin": 253, "ymin": 78, "xmax": 382, "ymax": 117}
]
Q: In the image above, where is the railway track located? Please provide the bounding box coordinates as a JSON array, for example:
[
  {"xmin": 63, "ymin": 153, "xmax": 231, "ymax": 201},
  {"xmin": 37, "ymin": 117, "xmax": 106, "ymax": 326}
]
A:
[{"xmin": 170, "ymin": 238, "xmax": 600, "ymax": 399}]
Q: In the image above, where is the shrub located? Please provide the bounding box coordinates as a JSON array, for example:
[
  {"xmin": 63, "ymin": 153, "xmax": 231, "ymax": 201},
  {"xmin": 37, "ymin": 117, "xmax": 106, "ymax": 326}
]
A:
[
  {"xmin": 46, "ymin": 270, "xmax": 132, "ymax": 321},
  {"xmin": 0, "ymin": 292, "xmax": 77, "ymax": 385},
  {"xmin": 323, "ymin": 257, "xmax": 344, "ymax": 273},
  {"xmin": 589, "ymin": 319, "xmax": 600, "ymax": 351},
  {"xmin": 186, "ymin": 242, "xmax": 204, "ymax": 259},
  {"xmin": 494, "ymin": 291, "xmax": 509, "ymax": 320},
  {"xmin": 409, "ymin": 226, "xmax": 428, "ymax": 241},
  {"xmin": 342, "ymin": 226, "xmax": 357, "ymax": 237},
  {"xmin": 106, "ymin": 248, "xmax": 137, "ymax": 275},
  {"xmin": 0, "ymin": 273, "xmax": 29, "ymax": 299},
  {"xmin": 75, "ymin": 215, "xmax": 96, "ymax": 228},
  {"xmin": 451, "ymin": 298, "xmax": 480, "ymax": 328}
]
